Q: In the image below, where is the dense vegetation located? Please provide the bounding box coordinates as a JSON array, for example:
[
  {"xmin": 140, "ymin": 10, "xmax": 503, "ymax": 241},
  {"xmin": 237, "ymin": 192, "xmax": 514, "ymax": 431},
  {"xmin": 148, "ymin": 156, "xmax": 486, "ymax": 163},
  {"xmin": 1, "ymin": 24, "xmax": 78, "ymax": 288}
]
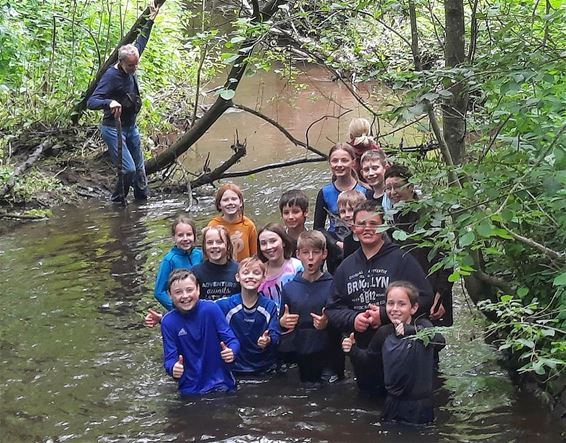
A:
[{"xmin": 1, "ymin": 0, "xmax": 564, "ymax": 387}]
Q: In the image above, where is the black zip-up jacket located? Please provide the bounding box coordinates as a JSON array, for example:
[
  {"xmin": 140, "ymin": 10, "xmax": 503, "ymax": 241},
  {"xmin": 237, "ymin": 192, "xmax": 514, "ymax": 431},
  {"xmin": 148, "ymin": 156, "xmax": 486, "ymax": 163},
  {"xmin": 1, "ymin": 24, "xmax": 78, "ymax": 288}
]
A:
[{"xmin": 326, "ymin": 240, "xmax": 433, "ymax": 348}]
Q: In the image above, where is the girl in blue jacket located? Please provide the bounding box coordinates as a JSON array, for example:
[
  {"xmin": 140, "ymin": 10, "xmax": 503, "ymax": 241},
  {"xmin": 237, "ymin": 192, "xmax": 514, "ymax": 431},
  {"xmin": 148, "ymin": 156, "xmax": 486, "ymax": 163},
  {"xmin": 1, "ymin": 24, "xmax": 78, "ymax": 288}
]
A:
[{"xmin": 154, "ymin": 215, "xmax": 203, "ymax": 310}]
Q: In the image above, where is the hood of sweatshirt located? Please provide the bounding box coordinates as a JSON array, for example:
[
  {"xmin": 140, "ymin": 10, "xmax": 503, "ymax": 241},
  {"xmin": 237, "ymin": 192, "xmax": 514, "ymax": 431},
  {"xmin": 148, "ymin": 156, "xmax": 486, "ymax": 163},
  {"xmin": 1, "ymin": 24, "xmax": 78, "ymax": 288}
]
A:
[{"xmin": 291, "ymin": 271, "xmax": 333, "ymax": 286}]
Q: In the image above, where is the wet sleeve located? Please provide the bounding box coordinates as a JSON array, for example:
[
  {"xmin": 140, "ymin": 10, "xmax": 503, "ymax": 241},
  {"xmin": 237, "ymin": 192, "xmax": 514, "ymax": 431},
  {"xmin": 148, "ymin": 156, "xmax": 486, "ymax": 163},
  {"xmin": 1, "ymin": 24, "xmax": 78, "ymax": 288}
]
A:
[
  {"xmin": 267, "ymin": 302, "xmax": 281, "ymax": 346},
  {"xmin": 161, "ymin": 319, "xmax": 179, "ymax": 376},
  {"xmin": 87, "ymin": 70, "xmax": 115, "ymax": 110},
  {"xmin": 313, "ymin": 189, "xmax": 327, "ymax": 231},
  {"xmin": 213, "ymin": 303, "xmax": 240, "ymax": 356},
  {"xmin": 154, "ymin": 258, "xmax": 174, "ymax": 311},
  {"xmin": 134, "ymin": 19, "xmax": 155, "ymax": 56},
  {"xmin": 325, "ymin": 270, "xmax": 357, "ymax": 333}
]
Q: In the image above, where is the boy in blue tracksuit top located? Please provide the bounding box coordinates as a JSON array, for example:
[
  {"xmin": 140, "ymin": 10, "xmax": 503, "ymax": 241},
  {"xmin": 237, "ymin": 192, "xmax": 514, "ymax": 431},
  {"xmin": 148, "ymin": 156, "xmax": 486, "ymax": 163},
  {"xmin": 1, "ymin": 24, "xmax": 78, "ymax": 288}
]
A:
[
  {"xmin": 216, "ymin": 257, "xmax": 280, "ymax": 374},
  {"xmin": 280, "ymin": 230, "xmax": 343, "ymax": 383},
  {"xmin": 161, "ymin": 269, "xmax": 240, "ymax": 396}
]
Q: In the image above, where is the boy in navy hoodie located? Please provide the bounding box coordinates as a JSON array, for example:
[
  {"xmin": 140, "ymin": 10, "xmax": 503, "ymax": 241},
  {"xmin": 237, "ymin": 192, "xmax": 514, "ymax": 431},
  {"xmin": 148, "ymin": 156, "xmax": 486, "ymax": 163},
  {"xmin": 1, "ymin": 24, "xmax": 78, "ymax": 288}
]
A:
[
  {"xmin": 326, "ymin": 200, "xmax": 433, "ymax": 394},
  {"xmin": 161, "ymin": 269, "xmax": 240, "ymax": 396},
  {"xmin": 216, "ymin": 257, "xmax": 280, "ymax": 375},
  {"xmin": 280, "ymin": 231, "xmax": 342, "ymax": 383}
]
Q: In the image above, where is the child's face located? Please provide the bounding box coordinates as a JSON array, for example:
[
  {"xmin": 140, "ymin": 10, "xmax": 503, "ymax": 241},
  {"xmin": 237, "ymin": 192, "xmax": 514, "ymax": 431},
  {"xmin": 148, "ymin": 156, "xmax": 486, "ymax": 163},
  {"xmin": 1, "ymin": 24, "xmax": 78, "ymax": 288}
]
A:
[
  {"xmin": 170, "ymin": 276, "xmax": 200, "ymax": 313},
  {"xmin": 204, "ymin": 229, "xmax": 228, "ymax": 265},
  {"xmin": 386, "ymin": 286, "xmax": 418, "ymax": 324},
  {"xmin": 297, "ymin": 246, "xmax": 327, "ymax": 277},
  {"xmin": 173, "ymin": 223, "xmax": 195, "ymax": 251},
  {"xmin": 281, "ymin": 204, "xmax": 307, "ymax": 231},
  {"xmin": 237, "ymin": 263, "xmax": 265, "ymax": 291},
  {"xmin": 259, "ymin": 230, "xmax": 284, "ymax": 263},
  {"xmin": 352, "ymin": 210, "xmax": 384, "ymax": 248},
  {"xmin": 329, "ymin": 149, "xmax": 354, "ymax": 178},
  {"xmin": 385, "ymin": 176, "xmax": 414, "ymax": 205},
  {"xmin": 361, "ymin": 160, "xmax": 386, "ymax": 187},
  {"xmin": 219, "ymin": 189, "xmax": 242, "ymax": 216},
  {"xmin": 338, "ymin": 204, "xmax": 355, "ymax": 226}
]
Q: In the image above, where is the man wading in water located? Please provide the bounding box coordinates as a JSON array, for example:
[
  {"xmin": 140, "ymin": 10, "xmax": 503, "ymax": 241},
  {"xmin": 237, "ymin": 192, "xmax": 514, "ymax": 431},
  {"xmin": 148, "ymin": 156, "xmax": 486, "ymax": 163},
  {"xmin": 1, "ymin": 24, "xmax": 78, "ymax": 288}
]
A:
[{"xmin": 87, "ymin": 1, "xmax": 160, "ymax": 203}]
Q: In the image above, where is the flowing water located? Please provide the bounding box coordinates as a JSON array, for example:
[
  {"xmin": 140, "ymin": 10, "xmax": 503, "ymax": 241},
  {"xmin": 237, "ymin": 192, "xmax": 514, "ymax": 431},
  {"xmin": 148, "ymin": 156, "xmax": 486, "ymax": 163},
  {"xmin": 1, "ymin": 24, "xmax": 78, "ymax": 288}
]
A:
[{"xmin": 0, "ymin": 69, "xmax": 563, "ymax": 442}]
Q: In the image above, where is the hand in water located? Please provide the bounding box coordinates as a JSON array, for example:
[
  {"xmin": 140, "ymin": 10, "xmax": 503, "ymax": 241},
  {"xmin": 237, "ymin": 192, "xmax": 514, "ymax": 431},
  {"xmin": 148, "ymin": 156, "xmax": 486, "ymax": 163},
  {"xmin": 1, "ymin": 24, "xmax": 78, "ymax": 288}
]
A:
[
  {"xmin": 220, "ymin": 341, "xmax": 235, "ymax": 363},
  {"xmin": 311, "ymin": 307, "xmax": 328, "ymax": 330},
  {"xmin": 280, "ymin": 304, "xmax": 299, "ymax": 330},
  {"xmin": 257, "ymin": 330, "xmax": 270, "ymax": 349},
  {"xmin": 172, "ymin": 355, "xmax": 184, "ymax": 379},
  {"xmin": 342, "ymin": 332, "xmax": 356, "ymax": 352}
]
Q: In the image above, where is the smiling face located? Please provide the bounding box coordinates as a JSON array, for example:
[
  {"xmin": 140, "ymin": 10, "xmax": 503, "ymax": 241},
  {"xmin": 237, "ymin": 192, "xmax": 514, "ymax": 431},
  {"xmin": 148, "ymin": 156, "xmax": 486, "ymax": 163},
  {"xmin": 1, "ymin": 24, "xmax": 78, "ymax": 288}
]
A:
[
  {"xmin": 259, "ymin": 230, "xmax": 285, "ymax": 264},
  {"xmin": 281, "ymin": 204, "xmax": 307, "ymax": 231},
  {"xmin": 204, "ymin": 229, "xmax": 228, "ymax": 265},
  {"xmin": 297, "ymin": 246, "xmax": 326, "ymax": 279},
  {"xmin": 338, "ymin": 204, "xmax": 355, "ymax": 227},
  {"xmin": 219, "ymin": 189, "xmax": 243, "ymax": 216},
  {"xmin": 352, "ymin": 210, "xmax": 384, "ymax": 248},
  {"xmin": 386, "ymin": 286, "xmax": 418, "ymax": 324},
  {"xmin": 385, "ymin": 176, "xmax": 414, "ymax": 205},
  {"xmin": 361, "ymin": 160, "xmax": 386, "ymax": 188},
  {"xmin": 170, "ymin": 275, "xmax": 200, "ymax": 314},
  {"xmin": 173, "ymin": 222, "xmax": 195, "ymax": 251},
  {"xmin": 236, "ymin": 262, "xmax": 265, "ymax": 291},
  {"xmin": 329, "ymin": 148, "xmax": 355, "ymax": 178}
]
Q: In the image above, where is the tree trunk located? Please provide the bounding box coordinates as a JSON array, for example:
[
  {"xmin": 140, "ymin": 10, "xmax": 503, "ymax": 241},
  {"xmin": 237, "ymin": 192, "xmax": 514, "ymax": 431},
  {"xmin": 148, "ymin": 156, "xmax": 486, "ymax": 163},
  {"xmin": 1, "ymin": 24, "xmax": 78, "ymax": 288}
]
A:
[{"xmin": 443, "ymin": 0, "xmax": 467, "ymax": 165}]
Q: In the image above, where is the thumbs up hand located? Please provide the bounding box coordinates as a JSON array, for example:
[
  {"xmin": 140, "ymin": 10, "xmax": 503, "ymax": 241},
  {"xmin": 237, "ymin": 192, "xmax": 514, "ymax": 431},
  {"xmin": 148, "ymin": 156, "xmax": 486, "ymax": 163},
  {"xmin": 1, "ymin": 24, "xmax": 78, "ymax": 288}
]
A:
[
  {"xmin": 144, "ymin": 308, "xmax": 163, "ymax": 328},
  {"xmin": 280, "ymin": 304, "xmax": 299, "ymax": 330},
  {"xmin": 311, "ymin": 307, "xmax": 328, "ymax": 330},
  {"xmin": 342, "ymin": 333, "xmax": 356, "ymax": 353},
  {"xmin": 220, "ymin": 341, "xmax": 235, "ymax": 363},
  {"xmin": 257, "ymin": 330, "xmax": 271, "ymax": 349},
  {"xmin": 172, "ymin": 355, "xmax": 184, "ymax": 379},
  {"xmin": 393, "ymin": 319, "xmax": 405, "ymax": 336}
]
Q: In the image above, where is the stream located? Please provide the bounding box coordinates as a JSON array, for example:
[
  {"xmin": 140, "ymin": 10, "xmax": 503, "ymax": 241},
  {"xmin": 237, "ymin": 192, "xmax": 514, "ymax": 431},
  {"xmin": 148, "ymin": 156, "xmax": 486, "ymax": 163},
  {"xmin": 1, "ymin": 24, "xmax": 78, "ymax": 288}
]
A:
[{"xmin": 0, "ymin": 68, "xmax": 563, "ymax": 442}]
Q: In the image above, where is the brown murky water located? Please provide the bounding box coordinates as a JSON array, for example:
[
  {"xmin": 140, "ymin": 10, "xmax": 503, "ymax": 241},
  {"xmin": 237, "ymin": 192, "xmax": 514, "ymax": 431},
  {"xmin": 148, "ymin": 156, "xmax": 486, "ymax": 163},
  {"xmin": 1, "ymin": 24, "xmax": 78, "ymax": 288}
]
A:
[{"xmin": 0, "ymin": 69, "xmax": 563, "ymax": 442}]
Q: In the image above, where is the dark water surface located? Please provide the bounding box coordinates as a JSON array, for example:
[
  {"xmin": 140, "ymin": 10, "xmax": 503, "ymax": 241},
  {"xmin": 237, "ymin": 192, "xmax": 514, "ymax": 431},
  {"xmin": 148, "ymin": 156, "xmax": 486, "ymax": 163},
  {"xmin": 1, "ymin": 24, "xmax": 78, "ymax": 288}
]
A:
[{"xmin": 0, "ymin": 175, "xmax": 562, "ymax": 442}]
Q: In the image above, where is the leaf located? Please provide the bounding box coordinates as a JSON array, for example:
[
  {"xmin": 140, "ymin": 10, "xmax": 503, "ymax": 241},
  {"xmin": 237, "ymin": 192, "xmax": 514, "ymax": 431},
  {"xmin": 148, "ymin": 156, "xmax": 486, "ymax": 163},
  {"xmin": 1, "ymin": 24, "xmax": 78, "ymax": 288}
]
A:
[
  {"xmin": 392, "ymin": 230, "xmax": 408, "ymax": 241},
  {"xmin": 448, "ymin": 271, "xmax": 460, "ymax": 282},
  {"xmin": 476, "ymin": 220, "xmax": 493, "ymax": 237},
  {"xmin": 517, "ymin": 287, "xmax": 529, "ymax": 297},
  {"xmin": 459, "ymin": 231, "xmax": 475, "ymax": 247},
  {"xmin": 219, "ymin": 89, "xmax": 235, "ymax": 100},
  {"xmin": 516, "ymin": 338, "xmax": 535, "ymax": 349},
  {"xmin": 553, "ymin": 272, "xmax": 566, "ymax": 287}
]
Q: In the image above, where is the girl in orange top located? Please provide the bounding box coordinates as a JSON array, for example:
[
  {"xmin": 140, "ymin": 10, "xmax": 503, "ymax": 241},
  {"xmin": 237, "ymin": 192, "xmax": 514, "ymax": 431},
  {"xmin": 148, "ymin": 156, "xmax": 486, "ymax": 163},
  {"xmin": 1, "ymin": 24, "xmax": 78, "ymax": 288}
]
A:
[{"xmin": 208, "ymin": 183, "xmax": 258, "ymax": 261}]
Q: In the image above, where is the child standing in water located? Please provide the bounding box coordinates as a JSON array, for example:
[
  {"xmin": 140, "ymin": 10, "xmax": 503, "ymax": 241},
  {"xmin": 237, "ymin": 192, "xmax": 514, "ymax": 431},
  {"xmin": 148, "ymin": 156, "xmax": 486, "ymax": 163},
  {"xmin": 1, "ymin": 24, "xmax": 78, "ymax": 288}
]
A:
[
  {"xmin": 192, "ymin": 226, "xmax": 240, "ymax": 301},
  {"xmin": 208, "ymin": 183, "xmax": 257, "ymax": 262},
  {"xmin": 342, "ymin": 281, "xmax": 445, "ymax": 424},
  {"xmin": 216, "ymin": 257, "xmax": 280, "ymax": 375},
  {"xmin": 154, "ymin": 215, "xmax": 203, "ymax": 311},
  {"xmin": 313, "ymin": 143, "xmax": 366, "ymax": 273},
  {"xmin": 257, "ymin": 223, "xmax": 303, "ymax": 310},
  {"xmin": 161, "ymin": 269, "xmax": 240, "ymax": 396}
]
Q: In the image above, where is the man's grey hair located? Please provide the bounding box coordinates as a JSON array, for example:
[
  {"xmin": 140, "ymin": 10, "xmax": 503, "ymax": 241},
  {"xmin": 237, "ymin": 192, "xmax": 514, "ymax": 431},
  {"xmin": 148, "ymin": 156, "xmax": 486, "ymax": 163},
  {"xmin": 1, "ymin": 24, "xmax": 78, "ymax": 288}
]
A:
[{"xmin": 118, "ymin": 44, "xmax": 140, "ymax": 62}]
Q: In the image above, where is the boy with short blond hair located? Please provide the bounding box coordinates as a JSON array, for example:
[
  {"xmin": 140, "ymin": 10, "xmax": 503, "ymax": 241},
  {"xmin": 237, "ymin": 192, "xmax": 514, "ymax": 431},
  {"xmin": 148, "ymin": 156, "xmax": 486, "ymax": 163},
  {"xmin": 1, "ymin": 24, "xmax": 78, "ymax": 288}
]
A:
[
  {"xmin": 216, "ymin": 257, "xmax": 280, "ymax": 375},
  {"xmin": 279, "ymin": 231, "xmax": 343, "ymax": 383},
  {"xmin": 337, "ymin": 189, "xmax": 366, "ymax": 260},
  {"xmin": 161, "ymin": 269, "xmax": 240, "ymax": 396}
]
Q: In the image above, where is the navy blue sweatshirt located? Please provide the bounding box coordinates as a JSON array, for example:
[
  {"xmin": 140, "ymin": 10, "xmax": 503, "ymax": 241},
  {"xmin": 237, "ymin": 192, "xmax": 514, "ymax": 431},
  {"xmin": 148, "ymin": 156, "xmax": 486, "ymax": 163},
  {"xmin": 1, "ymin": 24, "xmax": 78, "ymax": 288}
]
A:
[
  {"xmin": 87, "ymin": 20, "xmax": 154, "ymax": 127},
  {"xmin": 326, "ymin": 240, "xmax": 433, "ymax": 349},
  {"xmin": 192, "ymin": 260, "xmax": 240, "ymax": 301},
  {"xmin": 280, "ymin": 272, "xmax": 334, "ymax": 355}
]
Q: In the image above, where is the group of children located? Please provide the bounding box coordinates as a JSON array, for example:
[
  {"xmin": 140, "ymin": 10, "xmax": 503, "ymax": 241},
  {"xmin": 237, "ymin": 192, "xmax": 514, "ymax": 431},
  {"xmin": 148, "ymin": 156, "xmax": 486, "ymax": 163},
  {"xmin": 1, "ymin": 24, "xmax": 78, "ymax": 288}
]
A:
[{"xmin": 145, "ymin": 118, "xmax": 451, "ymax": 425}]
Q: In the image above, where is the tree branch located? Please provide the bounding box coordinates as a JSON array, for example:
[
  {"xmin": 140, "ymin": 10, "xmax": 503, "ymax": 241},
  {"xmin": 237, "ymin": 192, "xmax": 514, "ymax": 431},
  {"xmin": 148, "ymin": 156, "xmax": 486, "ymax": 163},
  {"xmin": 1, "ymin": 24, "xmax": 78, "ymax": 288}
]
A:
[{"xmin": 218, "ymin": 157, "xmax": 327, "ymax": 179}]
